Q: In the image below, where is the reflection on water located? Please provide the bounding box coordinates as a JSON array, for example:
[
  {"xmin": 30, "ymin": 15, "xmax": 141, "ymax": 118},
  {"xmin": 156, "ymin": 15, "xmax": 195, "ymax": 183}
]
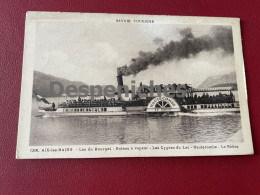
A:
[{"xmin": 30, "ymin": 101, "xmax": 243, "ymax": 146}]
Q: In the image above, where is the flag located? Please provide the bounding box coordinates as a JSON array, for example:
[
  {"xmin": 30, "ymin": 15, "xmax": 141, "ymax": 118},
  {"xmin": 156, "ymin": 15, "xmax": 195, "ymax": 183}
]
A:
[{"xmin": 35, "ymin": 94, "xmax": 50, "ymax": 104}]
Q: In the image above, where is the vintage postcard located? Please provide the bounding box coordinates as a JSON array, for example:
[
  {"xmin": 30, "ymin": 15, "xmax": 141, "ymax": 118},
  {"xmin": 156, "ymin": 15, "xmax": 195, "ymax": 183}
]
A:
[{"xmin": 16, "ymin": 12, "xmax": 253, "ymax": 159}]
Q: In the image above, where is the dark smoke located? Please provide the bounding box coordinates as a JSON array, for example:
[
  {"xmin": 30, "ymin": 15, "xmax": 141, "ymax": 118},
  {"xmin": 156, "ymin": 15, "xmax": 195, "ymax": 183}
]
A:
[
  {"xmin": 153, "ymin": 37, "xmax": 164, "ymax": 46},
  {"xmin": 118, "ymin": 26, "xmax": 234, "ymax": 76}
]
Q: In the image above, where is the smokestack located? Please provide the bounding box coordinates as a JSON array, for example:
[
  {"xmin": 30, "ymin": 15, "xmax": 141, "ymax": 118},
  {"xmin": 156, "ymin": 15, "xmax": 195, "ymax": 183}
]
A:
[
  {"xmin": 117, "ymin": 67, "xmax": 124, "ymax": 86},
  {"xmin": 117, "ymin": 67, "xmax": 125, "ymax": 94},
  {"xmin": 117, "ymin": 66, "xmax": 125, "ymax": 87},
  {"xmin": 117, "ymin": 75, "xmax": 124, "ymax": 86}
]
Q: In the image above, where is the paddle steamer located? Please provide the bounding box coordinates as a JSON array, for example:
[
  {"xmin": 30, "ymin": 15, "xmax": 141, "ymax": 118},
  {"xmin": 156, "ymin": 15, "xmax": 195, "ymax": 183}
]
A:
[{"xmin": 35, "ymin": 73, "xmax": 240, "ymax": 116}]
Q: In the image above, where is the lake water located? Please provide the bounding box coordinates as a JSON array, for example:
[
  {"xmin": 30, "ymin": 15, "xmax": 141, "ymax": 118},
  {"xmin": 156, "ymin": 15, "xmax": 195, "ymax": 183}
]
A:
[{"xmin": 30, "ymin": 98, "xmax": 243, "ymax": 146}]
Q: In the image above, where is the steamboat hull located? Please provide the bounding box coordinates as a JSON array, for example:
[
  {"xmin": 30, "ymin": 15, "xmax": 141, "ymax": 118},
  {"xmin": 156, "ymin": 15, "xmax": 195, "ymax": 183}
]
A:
[
  {"xmin": 38, "ymin": 106, "xmax": 127, "ymax": 116},
  {"xmin": 181, "ymin": 102, "xmax": 240, "ymax": 114},
  {"xmin": 39, "ymin": 111, "xmax": 127, "ymax": 117},
  {"xmin": 189, "ymin": 107, "xmax": 240, "ymax": 113}
]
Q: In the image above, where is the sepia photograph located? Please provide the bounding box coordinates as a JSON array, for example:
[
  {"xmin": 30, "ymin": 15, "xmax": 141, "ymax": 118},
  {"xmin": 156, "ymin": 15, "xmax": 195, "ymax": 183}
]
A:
[{"xmin": 16, "ymin": 12, "xmax": 253, "ymax": 158}]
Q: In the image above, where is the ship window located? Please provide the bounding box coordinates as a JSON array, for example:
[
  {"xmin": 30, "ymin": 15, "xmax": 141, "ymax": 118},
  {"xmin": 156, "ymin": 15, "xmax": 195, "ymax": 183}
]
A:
[
  {"xmin": 101, "ymin": 108, "xmax": 103, "ymax": 111},
  {"xmin": 191, "ymin": 106, "xmax": 193, "ymax": 109},
  {"xmin": 74, "ymin": 109, "xmax": 77, "ymax": 112},
  {"xmin": 225, "ymin": 104, "xmax": 228, "ymax": 108},
  {"xmin": 104, "ymin": 108, "xmax": 107, "ymax": 112},
  {"xmin": 204, "ymin": 105, "xmax": 207, "ymax": 109},
  {"xmin": 187, "ymin": 106, "xmax": 190, "ymax": 109},
  {"xmin": 231, "ymin": 104, "xmax": 234, "ymax": 108},
  {"xmin": 194, "ymin": 105, "xmax": 197, "ymax": 109},
  {"xmin": 201, "ymin": 105, "xmax": 203, "ymax": 109}
]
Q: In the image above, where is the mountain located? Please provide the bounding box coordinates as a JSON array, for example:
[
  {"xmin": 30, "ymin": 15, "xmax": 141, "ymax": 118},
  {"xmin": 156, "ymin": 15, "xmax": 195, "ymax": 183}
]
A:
[
  {"xmin": 33, "ymin": 71, "xmax": 87, "ymax": 97},
  {"xmin": 211, "ymin": 83, "xmax": 237, "ymax": 90},
  {"xmin": 198, "ymin": 72, "xmax": 237, "ymax": 88}
]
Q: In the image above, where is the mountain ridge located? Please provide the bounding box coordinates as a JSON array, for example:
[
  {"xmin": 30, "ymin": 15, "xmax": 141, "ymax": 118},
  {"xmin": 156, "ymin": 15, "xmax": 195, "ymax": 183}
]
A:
[
  {"xmin": 33, "ymin": 71, "xmax": 87, "ymax": 97},
  {"xmin": 197, "ymin": 72, "xmax": 237, "ymax": 88}
]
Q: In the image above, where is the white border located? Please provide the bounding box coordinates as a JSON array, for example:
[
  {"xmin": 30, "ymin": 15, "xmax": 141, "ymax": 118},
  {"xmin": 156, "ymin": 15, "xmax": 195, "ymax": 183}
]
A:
[{"xmin": 16, "ymin": 12, "xmax": 254, "ymax": 159}]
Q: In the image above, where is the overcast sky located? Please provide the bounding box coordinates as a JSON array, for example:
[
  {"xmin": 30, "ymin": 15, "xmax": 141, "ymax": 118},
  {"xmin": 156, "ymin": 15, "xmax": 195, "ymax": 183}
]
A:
[{"xmin": 34, "ymin": 21, "xmax": 235, "ymax": 87}]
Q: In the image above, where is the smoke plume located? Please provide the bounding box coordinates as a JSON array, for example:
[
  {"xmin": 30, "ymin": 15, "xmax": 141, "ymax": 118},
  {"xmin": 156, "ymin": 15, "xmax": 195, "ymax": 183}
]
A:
[{"xmin": 118, "ymin": 26, "xmax": 234, "ymax": 76}]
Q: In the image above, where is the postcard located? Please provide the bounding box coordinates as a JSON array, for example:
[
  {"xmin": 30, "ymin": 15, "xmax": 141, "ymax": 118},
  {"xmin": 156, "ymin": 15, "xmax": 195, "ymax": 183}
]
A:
[{"xmin": 16, "ymin": 12, "xmax": 253, "ymax": 158}]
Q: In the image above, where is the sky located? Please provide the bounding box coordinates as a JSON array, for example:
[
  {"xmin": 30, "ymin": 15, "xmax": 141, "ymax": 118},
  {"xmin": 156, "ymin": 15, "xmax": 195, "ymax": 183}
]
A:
[{"xmin": 34, "ymin": 21, "xmax": 235, "ymax": 87}]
